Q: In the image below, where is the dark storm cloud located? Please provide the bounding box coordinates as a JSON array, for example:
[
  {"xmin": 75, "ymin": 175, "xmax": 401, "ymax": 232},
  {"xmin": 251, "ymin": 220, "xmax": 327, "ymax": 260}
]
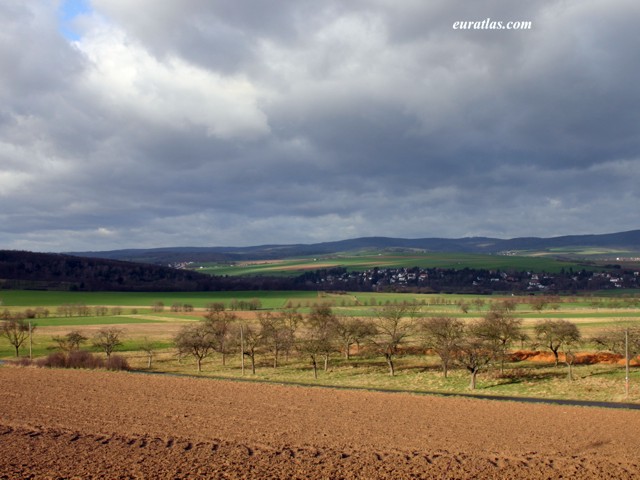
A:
[{"xmin": 0, "ymin": 0, "xmax": 638, "ymax": 250}]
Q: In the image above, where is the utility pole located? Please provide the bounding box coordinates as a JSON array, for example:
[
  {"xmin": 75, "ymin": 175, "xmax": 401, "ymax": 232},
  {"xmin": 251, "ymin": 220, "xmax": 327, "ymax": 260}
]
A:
[
  {"xmin": 240, "ymin": 324, "xmax": 245, "ymax": 376},
  {"xmin": 29, "ymin": 320, "xmax": 33, "ymax": 360},
  {"xmin": 625, "ymin": 328, "xmax": 630, "ymax": 398}
]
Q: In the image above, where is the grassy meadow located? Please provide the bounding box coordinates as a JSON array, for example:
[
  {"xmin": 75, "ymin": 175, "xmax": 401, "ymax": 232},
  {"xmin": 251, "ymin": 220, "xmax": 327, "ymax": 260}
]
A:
[{"xmin": 2, "ymin": 289, "xmax": 640, "ymax": 403}]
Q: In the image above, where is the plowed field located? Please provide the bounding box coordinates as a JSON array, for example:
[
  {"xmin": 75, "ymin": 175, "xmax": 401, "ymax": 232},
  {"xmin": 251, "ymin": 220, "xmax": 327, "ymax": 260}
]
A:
[{"xmin": 1, "ymin": 367, "xmax": 639, "ymax": 479}]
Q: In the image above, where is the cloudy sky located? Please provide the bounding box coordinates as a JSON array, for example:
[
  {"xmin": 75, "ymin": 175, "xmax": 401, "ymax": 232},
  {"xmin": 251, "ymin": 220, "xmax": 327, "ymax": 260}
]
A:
[{"xmin": 1, "ymin": 1, "xmax": 639, "ymax": 252}]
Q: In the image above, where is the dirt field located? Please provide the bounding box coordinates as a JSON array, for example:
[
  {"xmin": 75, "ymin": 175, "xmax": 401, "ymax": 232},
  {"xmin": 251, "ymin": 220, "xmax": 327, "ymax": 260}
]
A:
[{"xmin": 1, "ymin": 367, "xmax": 639, "ymax": 479}]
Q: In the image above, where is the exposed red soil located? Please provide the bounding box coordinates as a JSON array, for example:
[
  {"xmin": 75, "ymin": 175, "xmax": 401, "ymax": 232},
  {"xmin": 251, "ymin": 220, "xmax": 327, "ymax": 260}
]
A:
[
  {"xmin": 510, "ymin": 350, "xmax": 640, "ymax": 366},
  {"xmin": 1, "ymin": 367, "xmax": 640, "ymax": 479}
]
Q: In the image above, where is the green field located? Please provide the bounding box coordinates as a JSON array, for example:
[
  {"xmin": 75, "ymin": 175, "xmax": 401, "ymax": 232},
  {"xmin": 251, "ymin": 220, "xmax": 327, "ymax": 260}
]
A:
[
  {"xmin": 33, "ymin": 316, "xmax": 161, "ymax": 327},
  {"xmin": 194, "ymin": 252, "xmax": 590, "ymax": 276},
  {"xmin": 0, "ymin": 290, "xmax": 318, "ymax": 309},
  {"xmin": 3, "ymin": 289, "xmax": 640, "ymax": 316}
]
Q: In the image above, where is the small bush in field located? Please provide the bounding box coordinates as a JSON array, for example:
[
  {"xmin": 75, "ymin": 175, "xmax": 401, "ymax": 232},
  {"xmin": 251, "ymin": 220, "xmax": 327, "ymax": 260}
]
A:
[
  {"xmin": 37, "ymin": 352, "xmax": 67, "ymax": 368},
  {"xmin": 67, "ymin": 350, "xmax": 104, "ymax": 369},
  {"xmin": 33, "ymin": 351, "xmax": 128, "ymax": 371},
  {"xmin": 106, "ymin": 355, "xmax": 130, "ymax": 371}
]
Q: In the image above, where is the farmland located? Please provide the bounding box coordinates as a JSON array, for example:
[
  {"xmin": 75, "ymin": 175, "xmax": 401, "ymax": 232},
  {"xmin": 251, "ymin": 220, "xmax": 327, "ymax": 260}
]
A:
[
  {"xmin": 193, "ymin": 251, "xmax": 592, "ymax": 276},
  {"xmin": 2, "ymin": 367, "xmax": 640, "ymax": 479},
  {"xmin": 2, "ymin": 289, "xmax": 640, "ymax": 403},
  {"xmin": 3, "ymin": 288, "xmax": 640, "ymax": 478}
]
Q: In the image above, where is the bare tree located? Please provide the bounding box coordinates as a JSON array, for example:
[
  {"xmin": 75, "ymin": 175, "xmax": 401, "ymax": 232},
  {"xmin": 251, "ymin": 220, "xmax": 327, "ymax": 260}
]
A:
[
  {"xmin": 457, "ymin": 300, "xmax": 470, "ymax": 314},
  {"xmin": 52, "ymin": 330, "xmax": 87, "ymax": 353},
  {"xmin": 419, "ymin": 316, "xmax": 464, "ymax": 378},
  {"xmin": 174, "ymin": 323, "xmax": 215, "ymax": 372},
  {"xmin": 204, "ymin": 310, "xmax": 238, "ymax": 365},
  {"xmin": 152, "ymin": 301, "xmax": 164, "ymax": 312},
  {"xmin": 517, "ymin": 331, "xmax": 531, "ymax": 349},
  {"xmin": 297, "ymin": 305, "xmax": 337, "ymax": 379},
  {"xmin": 92, "ymin": 328, "xmax": 123, "ymax": 360},
  {"xmin": 471, "ymin": 298, "xmax": 486, "ymax": 311},
  {"xmin": 74, "ymin": 303, "xmax": 91, "ymax": 317},
  {"xmin": 259, "ymin": 311, "xmax": 300, "ymax": 368},
  {"xmin": 561, "ymin": 334, "xmax": 581, "ymax": 381},
  {"xmin": 534, "ymin": 319, "xmax": 581, "ymax": 367},
  {"xmin": 477, "ymin": 304, "xmax": 523, "ymax": 373},
  {"xmin": 206, "ymin": 302, "xmax": 225, "ymax": 313},
  {"xmin": 140, "ymin": 337, "xmax": 157, "ymax": 368},
  {"xmin": 592, "ymin": 326, "xmax": 640, "ymax": 360},
  {"xmin": 334, "ymin": 317, "xmax": 375, "ymax": 360},
  {"xmin": 241, "ymin": 324, "xmax": 262, "ymax": 374},
  {"xmin": 280, "ymin": 309, "xmax": 302, "ymax": 362},
  {"xmin": 454, "ymin": 320, "xmax": 499, "ymax": 390},
  {"xmin": 529, "ymin": 296, "xmax": 550, "ymax": 312},
  {"xmin": 497, "ymin": 298, "xmax": 518, "ymax": 312},
  {"xmin": 1, "ymin": 318, "xmax": 33, "ymax": 357},
  {"xmin": 310, "ymin": 304, "xmax": 339, "ymax": 372},
  {"xmin": 592, "ymin": 326, "xmax": 640, "ymax": 391},
  {"xmin": 369, "ymin": 304, "xmax": 416, "ymax": 376}
]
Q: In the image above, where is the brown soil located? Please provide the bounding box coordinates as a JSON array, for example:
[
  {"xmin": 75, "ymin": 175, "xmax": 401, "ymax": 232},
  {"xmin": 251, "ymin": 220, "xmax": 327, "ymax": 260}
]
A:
[{"xmin": 1, "ymin": 367, "xmax": 639, "ymax": 479}]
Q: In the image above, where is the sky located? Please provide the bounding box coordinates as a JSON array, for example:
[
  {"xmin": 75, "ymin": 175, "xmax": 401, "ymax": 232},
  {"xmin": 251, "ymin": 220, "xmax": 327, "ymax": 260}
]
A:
[{"xmin": 1, "ymin": 0, "xmax": 639, "ymax": 252}]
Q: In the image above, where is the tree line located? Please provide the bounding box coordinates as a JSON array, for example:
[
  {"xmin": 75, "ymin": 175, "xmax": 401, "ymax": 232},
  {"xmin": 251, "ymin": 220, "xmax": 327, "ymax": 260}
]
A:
[
  {"xmin": 0, "ymin": 312, "xmax": 130, "ymax": 371},
  {"xmin": 172, "ymin": 302, "xmax": 640, "ymax": 389}
]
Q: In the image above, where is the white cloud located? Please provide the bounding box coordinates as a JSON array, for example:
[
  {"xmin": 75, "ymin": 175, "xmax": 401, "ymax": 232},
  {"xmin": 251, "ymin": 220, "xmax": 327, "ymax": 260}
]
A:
[
  {"xmin": 76, "ymin": 23, "xmax": 269, "ymax": 139},
  {"xmin": 96, "ymin": 227, "xmax": 115, "ymax": 236}
]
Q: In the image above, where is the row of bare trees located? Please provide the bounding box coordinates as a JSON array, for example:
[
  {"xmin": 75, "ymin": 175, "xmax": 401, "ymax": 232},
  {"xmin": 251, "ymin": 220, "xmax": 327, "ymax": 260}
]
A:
[
  {"xmin": 0, "ymin": 318, "xmax": 127, "ymax": 362},
  {"xmin": 420, "ymin": 302, "xmax": 585, "ymax": 386},
  {"xmin": 53, "ymin": 328, "xmax": 159, "ymax": 368},
  {"xmin": 174, "ymin": 310, "xmax": 301, "ymax": 373},
  {"xmin": 4, "ymin": 302, "xmax": 634, "ymax": 390},
  {"xmin": 55, "ymin": 304, "xmax": 126, "ymax": 317},
  {"xmin": 175, "ymin": 302, "xmax": 604, "ymax": 388},
  {"xmin": 172, "ymin": 302, "xmax": 640, "ymax": 389}
]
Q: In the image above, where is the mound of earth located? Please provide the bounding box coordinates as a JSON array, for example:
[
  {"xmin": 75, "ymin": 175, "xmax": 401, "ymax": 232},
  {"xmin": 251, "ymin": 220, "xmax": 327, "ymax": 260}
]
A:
[
  {"xmin": 510, "ymin": 350, "xmax": 638, "ymax": 365},
  {"xmin": 1, "ymin": 367, "xmax": 639, "ymax": 479}
]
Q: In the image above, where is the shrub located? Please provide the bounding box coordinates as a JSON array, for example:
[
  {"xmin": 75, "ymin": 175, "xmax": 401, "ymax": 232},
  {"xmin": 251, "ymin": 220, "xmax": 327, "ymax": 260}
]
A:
[
  {"xmin": 106, "ymin": 354, "xmax": 130, "ymax": 371},
  {"xmin": 67, "ymin": 350, "xmax": 104, "ymax": 369},
  {"xmin": 37, "ymin": 352, "xmax": 67, "ymax": 368},
  {"xmin": 34, "ymin": 351, "xmax": 129, "ymax": 371}
]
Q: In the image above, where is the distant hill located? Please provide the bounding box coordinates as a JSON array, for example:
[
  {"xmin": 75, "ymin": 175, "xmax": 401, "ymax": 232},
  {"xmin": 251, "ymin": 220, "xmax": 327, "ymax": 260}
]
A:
[
  {"xmin": 4, "ymin": 234, "xmax": 640, "ymax": 293},
  {"xmin": 67, "ymin": 230, "xmax": 640, "ymax": 265}
]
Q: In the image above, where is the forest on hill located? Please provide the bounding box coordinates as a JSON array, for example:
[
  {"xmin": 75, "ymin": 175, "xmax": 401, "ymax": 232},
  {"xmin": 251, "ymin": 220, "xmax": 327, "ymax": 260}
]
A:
[{"xmin": 0, "ymin": 250, "xmax": 214, "ymax": 291}]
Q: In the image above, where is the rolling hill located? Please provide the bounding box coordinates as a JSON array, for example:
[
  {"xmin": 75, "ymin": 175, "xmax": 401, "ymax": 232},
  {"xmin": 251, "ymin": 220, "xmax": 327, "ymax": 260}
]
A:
[{"xmin": 67, "ymin": 229, "xmax": 640, "ymax": 265}]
